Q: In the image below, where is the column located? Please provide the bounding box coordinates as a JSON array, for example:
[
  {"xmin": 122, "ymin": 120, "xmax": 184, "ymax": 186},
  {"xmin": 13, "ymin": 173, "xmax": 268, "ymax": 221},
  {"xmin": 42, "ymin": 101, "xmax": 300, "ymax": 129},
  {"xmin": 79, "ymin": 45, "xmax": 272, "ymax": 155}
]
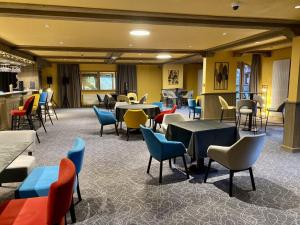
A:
[{"xmin": 282, "ymin": 36, "xmax": 300, "ymax": 152}]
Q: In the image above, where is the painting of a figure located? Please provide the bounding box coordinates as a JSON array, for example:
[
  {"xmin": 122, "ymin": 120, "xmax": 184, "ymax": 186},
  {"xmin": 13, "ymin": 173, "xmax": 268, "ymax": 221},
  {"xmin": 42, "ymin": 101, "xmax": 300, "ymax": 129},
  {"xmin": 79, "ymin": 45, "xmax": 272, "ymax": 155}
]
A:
[
  {"xmin": 214, "ymin": 62, "xmax": 229, "ymax": 90},
  {"xmin": 168, "ymin": 70, "xmax": 179, "ymax": 85}
]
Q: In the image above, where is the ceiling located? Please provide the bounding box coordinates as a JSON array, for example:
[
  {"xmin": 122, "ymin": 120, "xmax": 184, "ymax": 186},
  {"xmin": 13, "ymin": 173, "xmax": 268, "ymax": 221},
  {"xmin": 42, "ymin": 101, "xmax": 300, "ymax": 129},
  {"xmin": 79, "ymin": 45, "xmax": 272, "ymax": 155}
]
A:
[{"xmin": 0, "ymin": 0, "xmax": 298, "ymax": 65}]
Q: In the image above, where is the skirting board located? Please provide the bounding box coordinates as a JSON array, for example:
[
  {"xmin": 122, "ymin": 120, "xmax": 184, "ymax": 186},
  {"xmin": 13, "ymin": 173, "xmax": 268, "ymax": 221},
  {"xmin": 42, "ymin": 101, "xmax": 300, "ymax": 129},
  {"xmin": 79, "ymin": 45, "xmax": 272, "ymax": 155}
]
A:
[{"xmin": 281, "ymin": 144, "xmax": 300, "ymax": 153}]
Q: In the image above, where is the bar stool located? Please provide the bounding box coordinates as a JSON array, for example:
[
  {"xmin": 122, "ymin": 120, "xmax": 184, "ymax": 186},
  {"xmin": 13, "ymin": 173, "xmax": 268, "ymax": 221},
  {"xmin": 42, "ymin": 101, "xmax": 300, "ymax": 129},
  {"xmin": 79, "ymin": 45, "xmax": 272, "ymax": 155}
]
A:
[{"xmin": 11, "ymin": 96, "xmax": 40, "ymax": 143}]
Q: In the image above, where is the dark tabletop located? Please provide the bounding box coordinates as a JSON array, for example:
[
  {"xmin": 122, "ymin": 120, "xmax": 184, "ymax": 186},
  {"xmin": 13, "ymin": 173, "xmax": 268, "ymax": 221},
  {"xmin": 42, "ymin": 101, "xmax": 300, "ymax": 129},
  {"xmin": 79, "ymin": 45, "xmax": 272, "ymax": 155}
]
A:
[
  {"xmin": 166, "ymin": 120, "xmax": 239, "ymax": 160},
  {"xmin": 116, "ymin": 104, "xmax": 160, "ymax": 121}
]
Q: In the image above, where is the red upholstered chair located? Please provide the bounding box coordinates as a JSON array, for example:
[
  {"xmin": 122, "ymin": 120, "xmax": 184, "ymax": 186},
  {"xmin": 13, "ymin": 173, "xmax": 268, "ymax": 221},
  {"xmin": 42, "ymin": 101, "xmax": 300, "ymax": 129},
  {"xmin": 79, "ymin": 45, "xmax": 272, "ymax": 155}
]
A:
[
  {"xmin": 11, "ymin": 96, "xmax": 40, "ymax": 143},
  {"xmin": 0, "ymin": 158, "xmax": 76, "ymax": 225},
  {"xmin": 153, "ymin": 105, "xmax": 177, "ymax": 131}
]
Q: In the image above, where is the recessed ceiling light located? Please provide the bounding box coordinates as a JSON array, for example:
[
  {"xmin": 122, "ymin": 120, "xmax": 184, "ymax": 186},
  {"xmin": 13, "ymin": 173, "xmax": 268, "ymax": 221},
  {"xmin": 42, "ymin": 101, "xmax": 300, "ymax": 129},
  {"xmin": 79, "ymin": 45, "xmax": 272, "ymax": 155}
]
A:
[
  {"xmin": 130, "ymin": 29, "xmax": 150, "ymax": 36},
  {"xmin": 255, "ymin": 41, "xmax": 260, "ymax": 44},
  {"xmin": 138, "ymin": 53, "xmax": 142, "ymax": 56},
  {"xmin": 111, "ymin": 56, "xmax": 118, "ymax": 60},
  {"xmin": 188, "ymin": 45, "xmax": 192, "ymax": 48},
  {"xmin": 295, "ymin": 5, "xmax": 300, "ymax": 9},
  {"xmin": 156, "ymin": 54, "xmax": 172, "ymax": 59},
  {"xmin": 44, "ymin": 24, "xmax": 50, "ymax": 28},
  {"xmin": 59, "ymin": 41, "xmax": 64, "ymax": 45},
  {"xmin": 128, "ymin": 44, "xmax": 133, "ymax": 47},
  {"xmin": 222, "ymin": 32, "xmax": 227, "ymax": 36}
]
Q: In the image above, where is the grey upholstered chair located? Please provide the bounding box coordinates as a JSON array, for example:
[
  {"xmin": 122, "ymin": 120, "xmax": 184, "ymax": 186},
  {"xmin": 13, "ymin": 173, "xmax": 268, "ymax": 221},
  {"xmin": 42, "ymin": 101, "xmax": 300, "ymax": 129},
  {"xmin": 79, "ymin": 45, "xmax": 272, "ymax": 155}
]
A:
[
  {"xmin": 218, "ymin": 96, "xmax": 236, "ymax": 122},
  {"xmin": 161, "ymin": 113, "xmax": 185, "ymax": 133},
  {"xmin": 204, "ymin": 134, "xmax": 265, "ymax": 197}
]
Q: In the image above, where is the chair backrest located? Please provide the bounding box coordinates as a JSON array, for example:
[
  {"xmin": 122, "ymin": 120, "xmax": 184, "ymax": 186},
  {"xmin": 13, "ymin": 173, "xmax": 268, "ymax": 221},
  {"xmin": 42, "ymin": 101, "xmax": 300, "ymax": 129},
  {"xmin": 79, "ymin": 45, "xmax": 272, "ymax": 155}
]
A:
[
  {"xmin": 93, "ymin": 105, "xmax": 102, "ymax": 123},
  {"xmin": 170, "ymin": 105, "xmax": 177, "ymax": 113},
  {"xmin": 186, "ymin": 90, "xmax": 193, "ymax": 98},
  {"xmin": 152, "ymin": 102, "xmax": 163, "ymax": 110},
  {"xmin": 96, "ymin": 94, "xmax": 102, "ymax": 103},
  {"xmin": 139, "ymin": 93, "xmax": 148, "ymax": 104},
  {"xmin": 47, "ymin": 90, "xmax": 53, "ymax": 103},
  {"xmin": 162, "ymin": 113, "xmax": 185, "ymax": 126},
  {"xmin": 276, "ymin": 101, "xmax": 285, "ymax": 112},
  {"xmin": 140, "ymin": 125, "xmax": 163, "ymax": 160},
  {"xmin": 228, "ymin": 134, "xmax": 265, "ymax": 170},
  {"xmin": 237, "ymin": 99, "xmax": 257, "ymax": 114},
  {"xmin": 32, "ymin": 94, "xmax": 40, "ymax": 111},
  {"xmin": 114, "ymin": 101, "xmax": 129, "ymax": 110},
  {"xmin": 127, "ymin": 92, "xmax": 138, "ymax": 102},
  {"xmin": 67, "ymin": 137, "xmax": 85, "ymax": 174},
  {"xmin": 47, "ymin": 158, "xmax": 76, "ymax": 225},
  {"xmin": 124, "ymin": 109, "xmax": 148, "ymax": 128},
  {"xmin": 39, "ymin": 92, "xmax": 48, "ymax": 104},
  {"xmin": 253, "ymin": 95, "xmax": 264, "ymax": 108},
  {"xmin": 23, "ymin": 96, "xmax": 35, "ymax": 115},
  {"xmin": 117, "ymin": 95, "xmax": 130, "ymax": 103},
  {"xmin": 188, "ymin": 99, "xmax": 196, "ymax": 108},
  {"xmin": 218, "ymin": 96, "xmax": 229, "ymax": 109}
]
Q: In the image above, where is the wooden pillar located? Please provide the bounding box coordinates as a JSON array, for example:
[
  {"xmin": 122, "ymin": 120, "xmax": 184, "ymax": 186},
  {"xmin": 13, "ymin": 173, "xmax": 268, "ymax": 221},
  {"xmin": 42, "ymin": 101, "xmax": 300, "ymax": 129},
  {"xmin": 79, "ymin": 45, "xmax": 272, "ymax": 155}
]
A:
[{"xmin": 282, "ymin": 36, "xmax": 300, "ymax": 152}]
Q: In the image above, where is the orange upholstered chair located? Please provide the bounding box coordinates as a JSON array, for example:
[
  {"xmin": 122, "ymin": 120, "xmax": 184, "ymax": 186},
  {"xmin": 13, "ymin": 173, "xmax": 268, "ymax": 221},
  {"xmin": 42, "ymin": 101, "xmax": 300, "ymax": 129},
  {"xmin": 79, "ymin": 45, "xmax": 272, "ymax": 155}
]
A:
[{"xmin": 0, "ymin": 158, "xmax": 76, "ymax": 225}]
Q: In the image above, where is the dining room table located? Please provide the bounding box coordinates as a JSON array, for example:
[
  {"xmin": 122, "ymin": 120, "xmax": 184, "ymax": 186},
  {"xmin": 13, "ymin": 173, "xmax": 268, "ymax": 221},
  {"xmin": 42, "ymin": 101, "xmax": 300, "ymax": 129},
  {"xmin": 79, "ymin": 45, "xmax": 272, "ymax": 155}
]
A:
[
  {"xmin": 166, "ymin": 120, "xmax": 239, "ymax": 172},
  {"xmin": 115, "ymin": 104, "xmax": 161, "ymax": 122},
  {"xmin": 0, "ymin": 132, "xmax": 33, "ymax": 174}
]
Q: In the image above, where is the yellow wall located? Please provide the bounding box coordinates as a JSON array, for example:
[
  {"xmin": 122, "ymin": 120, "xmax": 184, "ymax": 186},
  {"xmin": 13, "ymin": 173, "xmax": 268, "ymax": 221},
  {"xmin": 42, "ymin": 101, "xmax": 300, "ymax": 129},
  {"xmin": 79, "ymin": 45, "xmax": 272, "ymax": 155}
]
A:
[
  {"xmin": 136, "ymin": 65, "xmax": 162, "ymax": 103},
  {"xmin": 183, "ymin": 64, "xmax": 201, "ymax": 97},
  {"xmin": 41, "ymin": 63, "xmax": 59, "ymax": 105},
  {"xmin": 203, "ymin": 51, "xmax": 240, "ymax": 93}
]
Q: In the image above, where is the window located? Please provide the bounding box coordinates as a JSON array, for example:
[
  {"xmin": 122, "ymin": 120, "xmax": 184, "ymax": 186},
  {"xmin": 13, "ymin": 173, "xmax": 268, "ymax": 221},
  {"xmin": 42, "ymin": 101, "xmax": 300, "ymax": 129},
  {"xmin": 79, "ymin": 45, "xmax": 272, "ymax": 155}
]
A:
[
  {"xmin": 81, "ymin": 72, "xmax": 116, "ymax": 91},
  {"xmin": 99, "ymin": 72, "xmax": 115, "ymax": 90}
]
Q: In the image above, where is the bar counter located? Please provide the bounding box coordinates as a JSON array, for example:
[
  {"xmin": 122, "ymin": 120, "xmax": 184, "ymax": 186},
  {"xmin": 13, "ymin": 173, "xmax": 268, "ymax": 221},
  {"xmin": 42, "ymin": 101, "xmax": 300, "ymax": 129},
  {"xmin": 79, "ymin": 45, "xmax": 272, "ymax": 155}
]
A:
[{"xmin": 0, "ymin": 90, "xmax": 37, "ymax": 130}]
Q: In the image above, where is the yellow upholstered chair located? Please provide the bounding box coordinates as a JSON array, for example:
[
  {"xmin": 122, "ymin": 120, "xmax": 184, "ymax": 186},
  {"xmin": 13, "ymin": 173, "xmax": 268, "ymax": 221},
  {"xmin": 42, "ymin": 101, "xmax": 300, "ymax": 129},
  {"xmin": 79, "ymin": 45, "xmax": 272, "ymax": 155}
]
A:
[
  {"xmin": 123, "ymin": 109, "xmax": 148, "ymax": 141},
  {"xmin": 127, "ymin": 92, "xmax": 138, "ymax": 104},
  {"xmin": 19, "ymin": 94, "xmax": 40, "ymax": 111}
]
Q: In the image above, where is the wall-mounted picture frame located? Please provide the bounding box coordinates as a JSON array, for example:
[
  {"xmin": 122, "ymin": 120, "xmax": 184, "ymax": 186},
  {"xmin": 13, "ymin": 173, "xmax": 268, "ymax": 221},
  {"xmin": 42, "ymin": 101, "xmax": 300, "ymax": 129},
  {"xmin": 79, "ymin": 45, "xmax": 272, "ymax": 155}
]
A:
[
  {"xmin": 214, "ymin": 62, "xmax": 229, "ymax": 90},
  {"xmin": 168, "ymin": 69, "xmax": 179, "ymax": 85}
]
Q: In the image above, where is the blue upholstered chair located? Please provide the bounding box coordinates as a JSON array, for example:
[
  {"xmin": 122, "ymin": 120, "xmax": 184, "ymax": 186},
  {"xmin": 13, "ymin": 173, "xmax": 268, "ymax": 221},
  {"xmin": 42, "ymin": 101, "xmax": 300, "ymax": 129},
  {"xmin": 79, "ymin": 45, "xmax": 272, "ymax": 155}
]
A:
[
  {"xmin": 16, "ymin": 137, "xmax": 85, "ymax": 203},
  {"xmin": 140, "ymin": 125, "xmax": 189, "ymax": 184},
  {"xmin": 188, "ymin": 99, "xmax": 202, "ymax": 119},
  {"xmin": 93, "ymin": 105, "xmax": 119, "ymax": 137}
]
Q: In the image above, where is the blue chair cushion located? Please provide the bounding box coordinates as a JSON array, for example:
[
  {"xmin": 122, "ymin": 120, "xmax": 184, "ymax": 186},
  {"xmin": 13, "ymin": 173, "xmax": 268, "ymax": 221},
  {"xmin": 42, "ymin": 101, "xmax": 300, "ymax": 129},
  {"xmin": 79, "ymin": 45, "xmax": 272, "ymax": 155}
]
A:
[
  {"xmin": 16, "ymin": 165, "xmax": 78, "ymax": 199},
  {"xmin": 16, "ymin": 166, "xmax": 59, "ymax": 198}
]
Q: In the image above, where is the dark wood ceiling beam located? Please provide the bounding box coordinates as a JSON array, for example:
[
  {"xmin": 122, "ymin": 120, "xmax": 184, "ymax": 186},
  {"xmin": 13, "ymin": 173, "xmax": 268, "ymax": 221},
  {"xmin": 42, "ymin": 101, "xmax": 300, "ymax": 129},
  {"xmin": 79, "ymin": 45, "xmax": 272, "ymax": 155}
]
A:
[
  {"xmin": 15, "ymin": 46, "xmax": 203, "ymax": 54},
  {"xmin": 0, "ymin": 40, "xmax": 34, "ymax": 61},
  {"xmin": 233, "ymin": 39, "xmax": 291, "ymax": 54},
  {"xmin": 205, "ymin": 30, "xmax": 286, "ymax": 53},
  {"xmin": 0, "ymin": 2, "xmax": 299, "ymax": 29}
]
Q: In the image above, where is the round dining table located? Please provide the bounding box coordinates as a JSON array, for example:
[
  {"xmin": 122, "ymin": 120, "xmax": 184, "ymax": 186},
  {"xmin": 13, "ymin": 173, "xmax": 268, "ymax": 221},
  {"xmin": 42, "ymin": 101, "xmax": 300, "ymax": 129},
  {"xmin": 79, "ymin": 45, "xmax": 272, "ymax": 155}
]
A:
[{"xmin": 115, "ymin": 104, "xmax": 161, "ymax": 122}]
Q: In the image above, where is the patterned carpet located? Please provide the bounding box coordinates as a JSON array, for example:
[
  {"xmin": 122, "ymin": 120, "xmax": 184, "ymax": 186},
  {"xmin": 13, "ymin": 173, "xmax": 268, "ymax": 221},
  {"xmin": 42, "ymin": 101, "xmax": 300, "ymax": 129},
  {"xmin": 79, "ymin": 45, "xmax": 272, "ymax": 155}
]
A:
[{"xmin": 1, "ymin": 108, "xmax": 300, "ymax": 225}]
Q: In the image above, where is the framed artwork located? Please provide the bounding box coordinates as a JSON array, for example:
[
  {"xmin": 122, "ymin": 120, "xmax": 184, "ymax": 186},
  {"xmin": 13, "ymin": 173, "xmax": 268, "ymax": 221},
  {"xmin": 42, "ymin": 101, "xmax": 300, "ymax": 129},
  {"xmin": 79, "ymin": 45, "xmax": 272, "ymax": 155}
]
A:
[
  {"xmin": 214, "ymin": 62, "xmax": 229, "ymax": 90},
  {"xmin": 168, "ymin": 69, "xmax": 179, "ymax": 85}
]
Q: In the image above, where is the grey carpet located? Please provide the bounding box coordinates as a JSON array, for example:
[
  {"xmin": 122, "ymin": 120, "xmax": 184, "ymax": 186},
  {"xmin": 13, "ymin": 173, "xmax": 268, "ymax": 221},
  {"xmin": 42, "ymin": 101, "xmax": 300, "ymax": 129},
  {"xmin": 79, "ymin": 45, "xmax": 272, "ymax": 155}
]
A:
[{"xmin": 1, "ymin": 108, "xmax": 300, "ymax": 225}]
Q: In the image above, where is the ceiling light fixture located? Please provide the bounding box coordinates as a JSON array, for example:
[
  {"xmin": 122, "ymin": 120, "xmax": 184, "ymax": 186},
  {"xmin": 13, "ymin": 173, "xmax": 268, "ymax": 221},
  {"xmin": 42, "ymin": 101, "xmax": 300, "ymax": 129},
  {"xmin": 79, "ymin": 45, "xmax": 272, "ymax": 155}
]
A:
[
  {"xmin": 222, "ymin": 32, "xmax": 227, "ymax": 36},
  {"xmin": 59, "ymin": 41, "xmax": 64, "ymax": 45},
  {"xmin": 130, "ymin": 29, "xmax": 150, "ymax": 36},
  {"xmin": 44, "ymin": 24, "xmax": 50, "ymax": 28},
  {"xmin": 128, "ymin": 44, "xmax": 133, "ymax": 47},
  {"xmin": 156, "ymin": 54, "xmax": 172, "ymax": 59},
  {"xmin": 295, "ymin": 5, "xmax": 300, "ymax": 9},
  {"xmin": 255, "ymin": 41, "xmax": 261, "ymax": 44}
]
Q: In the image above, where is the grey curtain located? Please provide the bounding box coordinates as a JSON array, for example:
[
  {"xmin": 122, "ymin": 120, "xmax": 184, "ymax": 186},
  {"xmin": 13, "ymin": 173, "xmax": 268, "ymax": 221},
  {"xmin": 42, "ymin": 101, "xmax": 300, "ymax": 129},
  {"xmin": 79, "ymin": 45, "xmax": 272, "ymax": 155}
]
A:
[
  {"xmin": 250, "ymin": 54, "xmax": 261, "ymax": 93},
  {"xmin": 57, "ymin": 64, "xmax": 81, "ymax": 108},
  {"xmin": 116, "ymin": 64, "xmax": 137, "ymax": 95}
]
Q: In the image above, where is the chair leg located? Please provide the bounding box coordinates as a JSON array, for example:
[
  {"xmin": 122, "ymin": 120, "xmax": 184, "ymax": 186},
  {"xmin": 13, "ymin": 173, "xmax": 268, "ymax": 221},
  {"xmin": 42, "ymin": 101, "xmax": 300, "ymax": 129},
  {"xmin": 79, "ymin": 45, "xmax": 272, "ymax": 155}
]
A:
[
  {"xmin": 39, "ymin": 114, "xmax": 47, "ymax": 133},
  {"xmin": 147, "ymin": 156, "xmax": 152, "ymax": 173},
  {"xmin": 173, "ymin": 157, "xmax": 176, "ymax": 164},
  {"xmin": 76, "ymin": 174, "xmax": 82, "ymax": 202},
  {"xmin": 153, "ymin": 122, "xmax": 157, "ymax": 132},
  {"xmin": 220, "ymin": 109, "xmax": 224, "ymax": 122},
  {"xmin": 52, "ymin": 105, "xmax": 58, "ymax": 120},
  {"xmin": 169, "ymin": 159, "xmax": 172, "ymax": 169},
  {"xmin": 11, "ymin": 116, "xmax": 15, "ymax": 130},
  {"xmin": 100, "ymin": 125, "xmax": 103, "ymax": 137},
  {"xmin": 189, "ymin": 110, "xmax": 191, "ymax": 118},
  {"xmin": 265, "ymin": 111, "xmax": 269, "ymax": 132},
  {"xmin": 159, "ymin": 161, "xmax": 163, "ymax": 184},
  {"xmin": 182, "ymin": 155, "xmax": 189, "ymax": 179},
  {"xmin": 249, "ymin": 167, "xmax": 256, "ymax": 191},
  {"xmin": 204, "ymin": 159, "xmax": 212, "ymax": 183},
  {"xmin": 126, "ymin": 128, "xmax": 130, "ymax": 141},
  {"xmin": 229, "ymin": 170, "xmax": 234, "ymax": 197},
  {"xmin": 282, "ymin": 112, "xmax": 285, "ymax": 125},
  {"xmin": 193, "ymin": 110, "xmax": 195, "ymax": 120},
  {"xmin": 69, "ymin": 196, "xmax": 76, "ymax": 223},
  {"xmin": 115, "ymin": 123, "xmax": 119, "ymax": 136}
]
